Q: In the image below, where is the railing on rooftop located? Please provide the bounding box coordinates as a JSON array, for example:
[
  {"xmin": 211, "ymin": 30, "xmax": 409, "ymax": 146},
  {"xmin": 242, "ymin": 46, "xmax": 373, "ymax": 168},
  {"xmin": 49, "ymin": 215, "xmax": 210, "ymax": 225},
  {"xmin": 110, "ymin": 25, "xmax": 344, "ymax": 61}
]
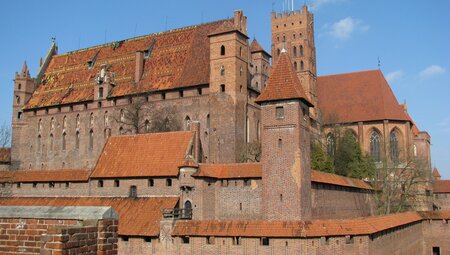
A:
[{"xmin": 161, "ymin": 208, "xmax": 192, "ymax": 220}]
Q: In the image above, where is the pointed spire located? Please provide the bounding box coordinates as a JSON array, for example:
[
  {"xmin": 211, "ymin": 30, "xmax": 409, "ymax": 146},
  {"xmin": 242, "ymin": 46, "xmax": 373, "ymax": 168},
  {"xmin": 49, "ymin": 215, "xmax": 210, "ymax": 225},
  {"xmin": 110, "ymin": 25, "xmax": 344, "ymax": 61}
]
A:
[
  {"xmin": 20, "ymin": 61, "xmax": 28, "ymax": 76},
  {"xmin": 256, "ymin": 52, "xmax": 312, "ymax": 106},
  {"xmin": 433, "ymin": 167, "xmax": 441, "ymax": 180}
]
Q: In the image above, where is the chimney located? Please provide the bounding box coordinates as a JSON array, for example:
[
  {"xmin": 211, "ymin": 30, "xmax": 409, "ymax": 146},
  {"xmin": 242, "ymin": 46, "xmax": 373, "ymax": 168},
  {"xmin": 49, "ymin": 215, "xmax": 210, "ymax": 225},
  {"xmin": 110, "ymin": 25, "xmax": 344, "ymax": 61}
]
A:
[
  {"xmin": 135, "ymin": 51, "xmax": 144, "ymax": 83},
  {"xmin": 190, "ymin": 121, "xmax": 201, "ymax": 162},
  {"xmin": 233, "ymin": 10, "xmax": 247, "ymax": 35}
]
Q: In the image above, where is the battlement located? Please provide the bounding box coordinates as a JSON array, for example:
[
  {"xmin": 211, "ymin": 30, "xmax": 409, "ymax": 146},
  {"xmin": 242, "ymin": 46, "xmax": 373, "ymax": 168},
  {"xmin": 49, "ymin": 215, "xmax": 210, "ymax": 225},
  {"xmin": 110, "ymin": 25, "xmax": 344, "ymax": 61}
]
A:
[{"xmin": 271, "ymin": 5, "xmax": 309, "ymax": 20}]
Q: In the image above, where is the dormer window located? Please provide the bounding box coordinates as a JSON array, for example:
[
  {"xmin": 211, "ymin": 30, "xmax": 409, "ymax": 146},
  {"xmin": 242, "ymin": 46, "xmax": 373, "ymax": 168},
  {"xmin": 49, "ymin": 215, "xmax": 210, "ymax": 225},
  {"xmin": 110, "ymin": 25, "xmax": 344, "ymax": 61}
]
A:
[{"xmin": 144, "ymin": 50, "xmax": 150, "ymax": 59}]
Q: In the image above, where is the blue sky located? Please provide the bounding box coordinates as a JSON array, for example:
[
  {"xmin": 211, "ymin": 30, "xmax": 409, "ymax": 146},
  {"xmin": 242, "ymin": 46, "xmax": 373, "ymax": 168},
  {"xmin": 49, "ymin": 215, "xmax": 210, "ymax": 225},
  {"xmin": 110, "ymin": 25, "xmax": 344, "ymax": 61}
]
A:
[{"xmin": 0, "ymin": 0, "xmax": 449, "ymax": 177}]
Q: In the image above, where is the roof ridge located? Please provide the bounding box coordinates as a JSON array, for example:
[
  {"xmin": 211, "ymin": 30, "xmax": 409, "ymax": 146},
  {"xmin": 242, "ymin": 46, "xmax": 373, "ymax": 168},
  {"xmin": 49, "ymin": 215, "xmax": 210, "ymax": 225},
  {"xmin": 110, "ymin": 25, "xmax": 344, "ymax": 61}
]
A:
[
  {"xmin": 57, "ymin": 18, "xmax": 232, "ymax": 57},
  {"xmin": 318, "ymin": 69, "xmax": 380, "ymax": 78}
]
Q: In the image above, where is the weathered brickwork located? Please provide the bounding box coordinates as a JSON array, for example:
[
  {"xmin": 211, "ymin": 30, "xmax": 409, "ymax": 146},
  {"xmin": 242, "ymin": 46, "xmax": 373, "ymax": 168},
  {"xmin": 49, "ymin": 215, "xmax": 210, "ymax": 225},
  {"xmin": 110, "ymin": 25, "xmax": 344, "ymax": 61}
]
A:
[
  {"xmin": 368, "ymin": 222, "xmax": 423, "ymax": 255},
  {"xmin": 0, "ymin": 217, "xmax": 118, "ymax": 254},
  {"xmin": 434, "ymin": 193, "xmax": 450, "ymax": 210},
  {"xmin": 311, "ymin": 183, "xmax": 374, "ymax": 219},
  {"xmin": 422, "ymin": 220, "xmax": 450, "ymax": 254}
]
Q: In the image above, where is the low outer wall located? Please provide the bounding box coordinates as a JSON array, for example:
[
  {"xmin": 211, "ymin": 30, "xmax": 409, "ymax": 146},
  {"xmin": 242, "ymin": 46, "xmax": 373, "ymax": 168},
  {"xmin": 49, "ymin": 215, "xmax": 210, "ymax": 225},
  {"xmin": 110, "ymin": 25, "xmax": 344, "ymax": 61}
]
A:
[{"xmin": 0, "ymin": 206, "xmax": 118, "ymax": 255}]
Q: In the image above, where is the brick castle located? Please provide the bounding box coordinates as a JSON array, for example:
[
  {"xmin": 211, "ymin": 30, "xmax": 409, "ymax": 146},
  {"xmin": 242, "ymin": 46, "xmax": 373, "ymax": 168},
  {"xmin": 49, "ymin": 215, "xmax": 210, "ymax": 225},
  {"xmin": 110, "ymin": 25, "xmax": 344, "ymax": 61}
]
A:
[{"xmin": 1, "ymin": 5, "xmax": 449, "ymax": 255}]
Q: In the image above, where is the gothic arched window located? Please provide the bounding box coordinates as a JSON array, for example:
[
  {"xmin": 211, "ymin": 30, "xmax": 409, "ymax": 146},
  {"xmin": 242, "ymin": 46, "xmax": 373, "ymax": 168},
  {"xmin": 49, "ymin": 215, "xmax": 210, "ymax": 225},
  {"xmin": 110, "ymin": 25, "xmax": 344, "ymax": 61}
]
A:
[
  {"xmin": 293, "ymin": 46, "xmax": 297, "ymax": 57},
  {"xmin": 89, "ymin": 130, "xmax": 94, "ymax": 150},
  {"xmin": 49, "ymin": 133, "xmax": 54, "ymax": 151},
  {"xmin": 294, "ymin": 62, "xmax": 298, "ymax": 71},
  {"xmin": 185, "ymin": 116, "xmax": 191, "ymax": 131},
  {"xmin": 390, "ymin": 130, "xmax": 399, "ymax": 163},
  {"xmin": 300, "ymin": 45, "xmax": 304, "ymax": 57},
  {"xmin": 326, "ymin": 133, "xmax": 336, "ymax": 157},
  {"xmin": 75, "ymin": 131, "xmax": 80, "ymax": 150},
  {"xmin": 62, "ymin": 132, "xmax": 66, "ymax": 151},
  {"xmin": 220, "ymin": 45, "xmax": 225, "ymax": 56},
  {"xmin": 300, "ymin": 61, "xmax": 304, "ymax": 70},
  {"xmin": 370, "ymin": 131, "xmax": 381, "ymax": 162}
]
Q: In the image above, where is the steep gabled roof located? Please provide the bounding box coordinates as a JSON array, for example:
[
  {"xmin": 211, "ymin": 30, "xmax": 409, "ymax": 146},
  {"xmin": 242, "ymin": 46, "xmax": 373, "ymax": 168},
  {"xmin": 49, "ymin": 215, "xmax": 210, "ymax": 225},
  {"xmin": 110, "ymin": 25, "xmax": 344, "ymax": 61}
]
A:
[
  {"xmin": 317, "ymin": 70, "xmax": 410, "ymax": 124},
  {"xmin": 432, "ymin": 167, "xmax": 441, "ymax": 178},
  {"xmin": 91, "ymin": 132, "xmax": 194, "ymax": 178},
  {"xmin": 0, "ymin": 197, "xmax": 178, "ymax": 236},
  {"xmin": 24, "ymin": 19, "xmax": 231, "ymax": 110},
  {"xmin": 249, "ymin": 39, "xmax": 270, "ymax": 56},
  {"xmin": 172, "ymin": 212, "xmax": 423, "ymax": 237},
  {"xmin": 256, "ymin": 52, "xmax": 312, "ymax": 106}
]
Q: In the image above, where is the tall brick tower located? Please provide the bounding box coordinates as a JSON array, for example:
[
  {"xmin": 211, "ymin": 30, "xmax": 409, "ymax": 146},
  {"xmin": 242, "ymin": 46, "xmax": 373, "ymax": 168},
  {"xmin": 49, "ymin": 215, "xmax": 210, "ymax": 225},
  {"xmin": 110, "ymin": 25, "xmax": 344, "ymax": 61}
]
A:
[
  {"xmin": 271, "ymin": 6, "xmax": 318, "ymax": 121},
  {"xmin": 208, "ymin": 10, "xmax": 249, "ymax": 163},
  {"xmin": 11, "ymin": 62, "xmax": 35, "ymax": 170},
  {"xmin": 256, "ymin": 51, "xmax": 313, "ymax": 220}
]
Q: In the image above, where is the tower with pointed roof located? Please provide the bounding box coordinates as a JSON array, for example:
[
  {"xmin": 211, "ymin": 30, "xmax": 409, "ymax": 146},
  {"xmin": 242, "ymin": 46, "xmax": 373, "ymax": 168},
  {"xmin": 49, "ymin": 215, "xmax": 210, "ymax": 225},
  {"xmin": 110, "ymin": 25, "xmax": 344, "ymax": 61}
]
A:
[
  {"xmin": 271, "ymin": 5, "xmax": 318, "ymax": 122},
  {"xmin": 256, "ymin": 52, "xmax": 313, "ymax": 220},
  {"xmin": 11, "ymin": 62, "xmax": 36, "ymax": 170}
]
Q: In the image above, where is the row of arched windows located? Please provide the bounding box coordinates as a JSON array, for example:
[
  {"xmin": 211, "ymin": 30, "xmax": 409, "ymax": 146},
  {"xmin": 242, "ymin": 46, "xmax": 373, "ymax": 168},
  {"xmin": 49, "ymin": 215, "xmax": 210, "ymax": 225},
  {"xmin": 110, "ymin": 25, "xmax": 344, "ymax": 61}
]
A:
[
  {"xmin": 293, "ymin": 45, "xmax": 304, "ymax": 57},
  {"xmin": 325, "ymin": 128, "xmax": 402, "ymax": 163}
]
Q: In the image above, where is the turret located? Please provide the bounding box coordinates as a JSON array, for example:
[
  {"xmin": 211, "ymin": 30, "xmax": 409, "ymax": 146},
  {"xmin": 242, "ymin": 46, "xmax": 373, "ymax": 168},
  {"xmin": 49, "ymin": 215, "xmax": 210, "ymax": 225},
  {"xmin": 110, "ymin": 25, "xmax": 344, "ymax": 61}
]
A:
[{"xmin": 256, "ymin": 51, "xmax": 313, "ymax": 220}]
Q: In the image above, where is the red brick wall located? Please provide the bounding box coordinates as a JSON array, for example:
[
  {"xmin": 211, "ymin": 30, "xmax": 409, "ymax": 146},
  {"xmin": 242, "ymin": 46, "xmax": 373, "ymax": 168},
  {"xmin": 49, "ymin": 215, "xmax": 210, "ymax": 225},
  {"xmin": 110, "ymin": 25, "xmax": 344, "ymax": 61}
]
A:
[
  {"xmin": 368, "ymin": 222, "xmax": 423, "ymax": 255},
  {"xmin": 0, "ymin": 218, "xmax": 117, "ymax": 254},
  {"xmin": 422, "ymin": 220, "xmax": 450, "ymax": 254},
  {"xmin": 311, "ymin": 183, "xmax": 374, "ymax": 219}
]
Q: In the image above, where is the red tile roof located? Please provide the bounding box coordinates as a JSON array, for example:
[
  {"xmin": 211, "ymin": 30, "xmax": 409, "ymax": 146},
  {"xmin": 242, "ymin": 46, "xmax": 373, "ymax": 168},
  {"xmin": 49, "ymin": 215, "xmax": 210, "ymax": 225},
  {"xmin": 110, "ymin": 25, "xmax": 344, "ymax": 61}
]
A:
[
  {"xmin": 194, "ymin": 163, "xmax": 261, "ymax": 179},
  {"xmin": 0, "ymin": 171, "xmax": 14, "ymax": 182},
  {"xmin": 432, "ymin": 167, "xmax": 441, "ymax": 178},
  {"xmin": 24, "ymin": 19, "xmax": 232, "ymax": 110},
  {"xmin": 256, "ymin": 52, "xmax": 312, "ymax": 106},
  {"xmin": 0, "ymin": 148, "xmax": 11, "ymax": 163},
  {"xmin": 433, "ymin": 180, "xmax": 450, "ymax": 193},
  {"xmin": 10, "ymin": 169, "xmax": 91, "ymax": 183},
  {"xmin": 317, "ymin": 70, "xmax": 410, "ymax": 124},
  {"xmin": 311, "ymin": 170, "xmax": 374, "ymax": 190},
  {"xmin": 91, "ymin": 132, "xmax": 194, "ymax": 178},
  {"xmin": 192, "ymin": 162, "xmax": 373, "ymax": 190},
  {"xmin": 249, "ymin": 39, "xmax": 269, "ymax": 55},
  {"xmin": 0, "ymin": 197, "xmax": 178, "ymax": 236},
  {"xmin": 172, "ymin": 212, "xmax": 422, "ymax": 237}
]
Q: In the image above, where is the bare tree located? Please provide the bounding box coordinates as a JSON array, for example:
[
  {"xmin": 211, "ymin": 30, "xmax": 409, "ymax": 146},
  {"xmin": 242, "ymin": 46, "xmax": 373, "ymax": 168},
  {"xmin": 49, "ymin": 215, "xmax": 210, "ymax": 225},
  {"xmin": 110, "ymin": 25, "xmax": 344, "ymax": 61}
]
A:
[
  {"xmin": 114, "ymin": 98, "xmax": 181, "ymax": 135},
  {"xmin": 371, "ymin": 155, "xmax": 431, "ymax": 215},
  {"xmin": 0, "ymin": 123, "xmax": 11, "ymax": 148}
]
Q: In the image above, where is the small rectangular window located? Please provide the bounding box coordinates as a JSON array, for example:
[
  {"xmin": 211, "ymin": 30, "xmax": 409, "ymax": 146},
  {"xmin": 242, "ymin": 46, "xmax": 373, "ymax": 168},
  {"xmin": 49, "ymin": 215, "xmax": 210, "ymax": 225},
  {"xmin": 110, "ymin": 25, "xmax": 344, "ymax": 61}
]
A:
[
  {"xmin": 166, "ymin": 179, "xmax": 172, "ymax": 187},
  {"xmin": 144, "ymin": 50, "xmax": 150, "ymax": 59},
  {"xmin": 121, "ymin": 236, "xmax": 129, "ymax": 242},
  {"xmin": 32, "ymin": 183, "xmax": 37, "ymax": 188},
  {"xmin": 144, "ymin": 237, "xmax": 152, "ymax": 243},
  {"xmin": 162, "ymin": 93, "xmax": 166, "ymax": 100},
  {"xmin": 197, "ymin": 88, "xmax": 202, "ymax": 95},
  {"xmin": 261, "ymin": 237, "xmax": 269, "ymax": 246},
  {"xmin": 65, "ymin": 182, "xmax": 70, "ymax": 188},
  {"xmin": 181, "ymin": 236, "xmax": 190, "ymax": 244},
  {"xmin": 220, "ymin": 84, "xmax": 225, "ymax": 92},
  {"xmin": 98, "ymin": 180, "xmax": 104, "ymax": 187},
  {"xmin": 433, "ymin": 247, "xmax": 440, "ymax": 255},
  {"xmin": 148, "ymin": 179, "xmax": 154, "ymax": 187},
  {"xmin": 17, "ymin": 183, "xmax": 21, "ymax": 189},
  {"xmin": 179, "ymin": 91, "xmax": 184, "ymax": 98},
  {"xmin": 99, "ymin": 87, "xmax": 104, "ymax": 98},
  {"xmin": 243, "ymin": 179, "xmax": 251, "ymax": 187},
  {"xmin": 49, "ymin": 182, "xmax": 55, "ymax": 188},
  {"xmin": 114, "ymin": 180, "xmax": 120, "ymax": 187},
  {"xmin": 276, "ymin": 106, "xmax": 284, "ymax": 119}
]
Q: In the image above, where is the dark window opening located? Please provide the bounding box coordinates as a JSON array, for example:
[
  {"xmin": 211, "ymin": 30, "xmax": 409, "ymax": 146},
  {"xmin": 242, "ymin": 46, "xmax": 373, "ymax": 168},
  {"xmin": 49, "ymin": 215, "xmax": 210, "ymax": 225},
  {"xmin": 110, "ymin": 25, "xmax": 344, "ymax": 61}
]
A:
[
  {"xmin": 239, "ymin": 203, "xmax": 242, "ymax": 211},
  {"xmin": 220, "ymin": 84, "xmax": 225, "ymax": 92},
  {"xmin": 243, "ymin": 179, "xmax": 250, "ymax": 186},
  {"xmin": 33, "ymin": 182, "xmax": 37, "ymax": 188},
  {"xmin": 433, "ymin": 247, "xmax": 441, "ymax": 255},
  {"xmin": 181, "ymin": 236, "xmax": 190, "ymax": 244},
  {"xmin": 179, "ymin": 90, "xmax": 184, "ymax": 98},
  {"xmin": 114, "ymin": 179, "xmax": 120, "ymax": 187},
  {"xmin": 261, "ymin": 237, "xmax": 269, "ymax": 246},
  {"xmin": 17, "ymin": 183, "xmax": 21, "ymax": 189},
  {"xmin": 232, "ymin": 237, "xmax": 241, "ymax": 245},
  {"xmin": 65, "ymin": 182, "xmax": 70, "ymax": 188},
  {"xmin": 300, "ymin": 61, "xmax": 304, "ymax": 70},
  {"xmin": 121, "ymin": 236, "xmax": 129, "ymax": 242},
  {"xmin": 129, "ymin": 185, "xmax": 137, "ymax": 198},
  {"xmin": 98, "ymin": 180, "xmax": 104, "ymax": 188},
  {"xmin": 278, "ymin": 138, "xmax": 282, "ymax": 148},
  {"xmin": 49, "ymin": 182, "xmax": 55, "ymax": 188},
  {"xmin": 197, "ymin": 88, "xmax": 202, "ymax": 95},
  {"xmin": 220, "ymin": 45, "xmax": 225, "ymax": 56},
  {"xmin": 144, "ymin": 237, "xmax": 152, "ymax": 243},
  {"xmin": 300, "ymin": 45, "xmax": 304, "ymax": 57},
  {"xmin": 162, "ymin": 93, "xmax": 166, "ymax": 100},
  {"xmin": 166, "ymin": 178, "xmax": 172, "ymax": 187},
  {"xmin": 99, "ymin": 87, "xmax": 104, "ymax": 98},
  {"xmin": 17, "ymin": 112, "xmax": 23, "ymax": 120},
  {"xmin": 148, "ymin": 179, "xmax": 154, "ymax": 187}
]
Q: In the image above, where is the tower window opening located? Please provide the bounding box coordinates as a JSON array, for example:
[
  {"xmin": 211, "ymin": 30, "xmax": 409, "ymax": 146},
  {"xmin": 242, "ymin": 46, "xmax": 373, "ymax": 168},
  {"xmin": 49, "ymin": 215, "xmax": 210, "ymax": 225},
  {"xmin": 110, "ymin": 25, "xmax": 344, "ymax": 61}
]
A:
[
  {"xmin": 300, "ymin": 61, "xmax": 304, "ymax": 70},
  {"xmin": 220, "ymin": 45, "xmax": 226, "ymax": 56},
  {"xmin": 293, "ymin": 46, "xmax": 297, "ymax": 57},
  {"xmin": 300, "ymin": 45, "xmax": 304, "ymax": 57},
  {"xmin": 99, "ymin": 87, "xmax": 104, "ymax": 98},
  {"xmin": 220, "ymin": 84, "xmax": 225, "ymax": 93}
]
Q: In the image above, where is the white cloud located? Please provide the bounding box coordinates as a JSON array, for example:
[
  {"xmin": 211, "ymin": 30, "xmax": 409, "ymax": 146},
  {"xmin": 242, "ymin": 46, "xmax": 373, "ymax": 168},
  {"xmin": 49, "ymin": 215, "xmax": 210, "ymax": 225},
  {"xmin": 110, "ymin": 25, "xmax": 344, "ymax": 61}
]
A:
[
  {"xmin": 419, "ymin": 65, "xmax": 446, "ymax": 78},
  {"xmin": 386, "ymin": 70, "xmax": 404, "ymax": 83},
  {"xmin": 328, "ymin": 17, "xmax": 369, "ymax": 40}
]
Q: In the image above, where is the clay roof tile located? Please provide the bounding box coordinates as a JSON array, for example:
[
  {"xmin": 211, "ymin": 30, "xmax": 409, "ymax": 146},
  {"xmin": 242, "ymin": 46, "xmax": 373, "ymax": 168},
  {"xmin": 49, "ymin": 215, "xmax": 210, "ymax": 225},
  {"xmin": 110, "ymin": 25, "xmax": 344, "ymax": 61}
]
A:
[{"xmin": 256, "ymin": 52, "xmax": 312, "ymax": 106}]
